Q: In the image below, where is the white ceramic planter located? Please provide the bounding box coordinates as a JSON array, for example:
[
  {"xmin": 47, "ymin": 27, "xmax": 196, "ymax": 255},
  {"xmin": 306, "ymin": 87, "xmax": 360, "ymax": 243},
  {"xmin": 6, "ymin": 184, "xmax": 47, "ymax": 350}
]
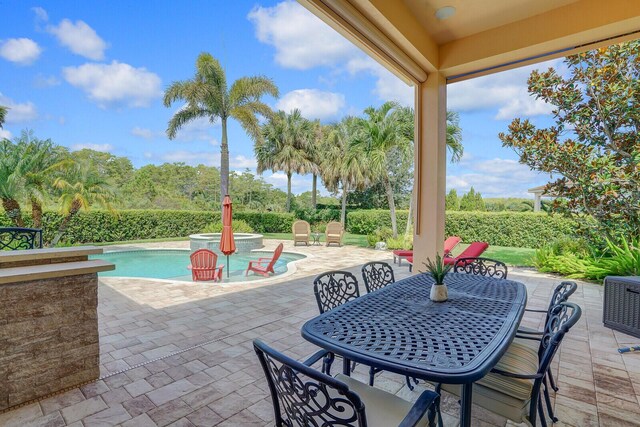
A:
[{"xmin": 430, "ymin": 283, "xmax": 448, "ymax": 302}]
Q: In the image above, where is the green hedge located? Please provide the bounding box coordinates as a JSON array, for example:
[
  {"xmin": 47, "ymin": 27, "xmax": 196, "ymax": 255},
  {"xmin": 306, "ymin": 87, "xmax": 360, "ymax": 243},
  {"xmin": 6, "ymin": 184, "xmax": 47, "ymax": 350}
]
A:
[
  {"xmin": 0, "ymin": 209, "xmax": 295, "ymax": 244},
  {"xmin": 347, "ymin": 210, "xmax": 576, "ymax": 248}
]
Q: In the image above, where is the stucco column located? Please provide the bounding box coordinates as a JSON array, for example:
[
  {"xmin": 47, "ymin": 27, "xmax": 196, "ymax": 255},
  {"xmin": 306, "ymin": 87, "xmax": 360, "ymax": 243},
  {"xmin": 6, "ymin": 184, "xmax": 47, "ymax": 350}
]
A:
[
  {"xmin": 534, "ymin": 193, "xmax": 541, "ymax": 212},
  {"xmin": 413, "ymin": 72, "xmax": 446, "ymax": 268}
]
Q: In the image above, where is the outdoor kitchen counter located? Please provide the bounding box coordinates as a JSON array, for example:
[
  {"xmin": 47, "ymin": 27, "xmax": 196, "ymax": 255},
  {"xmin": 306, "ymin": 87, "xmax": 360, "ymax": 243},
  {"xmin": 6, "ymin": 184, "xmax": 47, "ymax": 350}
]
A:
[{"xmin": 0, "ymin": 246, "xmax": 115, "ymax": 412}]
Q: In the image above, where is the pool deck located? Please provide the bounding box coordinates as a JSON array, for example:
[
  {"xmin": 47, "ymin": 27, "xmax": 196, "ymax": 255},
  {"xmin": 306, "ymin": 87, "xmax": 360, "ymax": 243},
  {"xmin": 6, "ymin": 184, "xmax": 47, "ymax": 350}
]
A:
[{"xmin": 1, "ymin": 239, "xmax": 639, "ymax": 426}]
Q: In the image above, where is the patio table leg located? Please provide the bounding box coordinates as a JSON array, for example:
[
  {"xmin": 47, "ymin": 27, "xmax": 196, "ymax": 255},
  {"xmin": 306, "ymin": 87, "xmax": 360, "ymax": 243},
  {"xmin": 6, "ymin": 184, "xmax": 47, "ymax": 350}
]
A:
[
  {"xmin": 460, "ymin": 383, "xmax": 473, "ymax": 427},
  {"xmin": 342, "ymin": 357, "xmax": 351, "ymax": 376}
]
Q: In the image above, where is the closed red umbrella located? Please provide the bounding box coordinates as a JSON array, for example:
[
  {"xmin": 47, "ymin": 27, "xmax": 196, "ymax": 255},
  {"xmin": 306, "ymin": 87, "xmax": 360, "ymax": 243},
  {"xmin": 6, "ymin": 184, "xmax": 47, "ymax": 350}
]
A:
[{"xmin": 219, "ymin": 195, "xmax": 236, "ymax": 278}]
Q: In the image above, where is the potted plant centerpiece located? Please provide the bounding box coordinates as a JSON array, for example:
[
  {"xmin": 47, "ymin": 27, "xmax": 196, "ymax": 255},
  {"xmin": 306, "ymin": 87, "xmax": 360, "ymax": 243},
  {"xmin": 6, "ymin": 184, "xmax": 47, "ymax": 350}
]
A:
[{"xmin": 424, "ymin": 253, "xmax": 452, "ymax": 302}]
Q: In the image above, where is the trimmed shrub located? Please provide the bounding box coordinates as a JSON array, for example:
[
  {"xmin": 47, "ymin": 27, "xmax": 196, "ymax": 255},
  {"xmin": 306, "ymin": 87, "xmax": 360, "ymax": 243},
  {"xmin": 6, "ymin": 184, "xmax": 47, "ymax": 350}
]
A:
[
  {"xmin": 233, "ymin": 211, "xmax": 294, "ymax": 233},
  {"xmin": 203, "ymin": 219, "xmax": 254, "ymax": 233},
  {"xmin": 0, "ymin": 209, "xmax": 295, "ymax": 244},
  {"xmin": 347, "ymin": 210, "xmax": 410, "ymax": 235},
  {"xmin": 348, "ymin": 210, "xmax": 577, "ymax": 248}
]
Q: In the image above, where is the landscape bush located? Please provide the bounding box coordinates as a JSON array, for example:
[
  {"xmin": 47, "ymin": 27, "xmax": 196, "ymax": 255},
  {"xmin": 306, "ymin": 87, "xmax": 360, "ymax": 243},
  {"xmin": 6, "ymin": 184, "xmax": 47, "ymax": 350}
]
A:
[
  {"xmin": 203, "ymin": 219, "xmax": 254, "ymax": 233},
  {"xmin": 348, "ymin": 210, "xmax": 576, "ymax": 248},
  {"xmin": 0, "ymin": 209, "xmax": 295, "ymax": 244}
]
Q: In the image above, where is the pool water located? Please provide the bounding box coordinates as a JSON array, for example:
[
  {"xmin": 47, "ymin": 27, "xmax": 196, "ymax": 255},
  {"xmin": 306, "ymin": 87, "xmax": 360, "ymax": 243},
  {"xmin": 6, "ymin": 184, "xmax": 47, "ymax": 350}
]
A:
[{"xmin": 91, "ymin": 249, "xmax": 305, "ymax": 282}]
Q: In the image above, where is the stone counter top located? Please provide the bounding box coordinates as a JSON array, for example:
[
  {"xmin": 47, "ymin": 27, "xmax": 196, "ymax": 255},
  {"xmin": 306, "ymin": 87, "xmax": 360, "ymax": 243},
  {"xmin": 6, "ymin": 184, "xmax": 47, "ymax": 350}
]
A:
[
  {"xmin": 0, "ymin": 259, "xmax": 115, "ymax": 284},
  {"xmin": 0, "ymin": 245, "xmax": 104, "ymax": 264}
]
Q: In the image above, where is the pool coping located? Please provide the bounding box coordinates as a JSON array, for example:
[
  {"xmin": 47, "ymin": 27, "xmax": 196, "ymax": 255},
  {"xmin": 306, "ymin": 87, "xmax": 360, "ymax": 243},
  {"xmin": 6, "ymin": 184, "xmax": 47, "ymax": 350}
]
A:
[{"xmin": 96, "ymin": 247, "xmax": 313, "ymax": 287}]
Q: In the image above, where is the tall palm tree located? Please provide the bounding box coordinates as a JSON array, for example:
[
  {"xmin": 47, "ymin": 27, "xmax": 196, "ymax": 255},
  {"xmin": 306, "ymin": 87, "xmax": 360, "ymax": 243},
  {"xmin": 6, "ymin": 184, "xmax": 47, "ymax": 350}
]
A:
[
  {"xmin": 164, "ymin": 53, "xmax": 278, "ymax": 208},
  {"xmin": 402, "ymin": 109, "xmax": 464, "ymax": 234},
  {"xmin": 256, "ymin": 109, "xmax": 314, "ymax": 211},
  {"xmin": 446, "ymin": 110, "xmax": 464, "ymax": 162},
  {"xmin": 0, "ymin": 106, "xmax": 7, "ymax": 129},
  {"xmin": 305, "ymin": 120, "xmax": 328, "ymax": 209},
  {"xmin": 22, "ymin": 137, "xmax": 70, "ymax": 228},
  {"xmin": 321, "ymin": 117, "xmax": 368, "ymax": 225},
  {"xmin": 0, "ymin": 139, "xmax": 27, "ymax": 226},
  {"xmin": 50, "ymin": 161, "xmax": 115, "ymax": 246},
  {"xmin": 351, "ymin": 102, "xmax": 413, "ymax": 238}
]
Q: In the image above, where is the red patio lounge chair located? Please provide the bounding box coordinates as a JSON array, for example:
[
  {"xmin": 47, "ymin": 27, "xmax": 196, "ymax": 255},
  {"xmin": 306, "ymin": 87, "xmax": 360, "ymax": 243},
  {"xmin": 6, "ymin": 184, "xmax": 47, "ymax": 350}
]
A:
[
  {"xmin": 188, "ymin": 249, "xmax": 224, "ymax": 282},
  {"xmin": 406, "ymin": 240, "xmax": 488, "ymax": 272},
  {"xmin": 444, "ymin": 241, "xmax": 490, "ymax": 266},
  {"xmin": 246, "ymin": 243, "xmax": 284, "ymax": 277},
  {"xmin": 394, "ymin": 236, "xmax": 461, "ymax": 265}
]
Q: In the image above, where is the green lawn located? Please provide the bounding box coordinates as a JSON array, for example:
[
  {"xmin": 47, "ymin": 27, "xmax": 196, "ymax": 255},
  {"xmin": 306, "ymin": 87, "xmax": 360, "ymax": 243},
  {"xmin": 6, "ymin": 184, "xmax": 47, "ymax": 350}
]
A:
[
  {"xmin": 451, "ymin": 243, "xmax": 535, "ymax": 267},
  {"xmin": 263, "ymin": 232, "xmax": 369, "ymax": 247},
  {"xmin": 264, "ymin": 233, "xmax": 535, "ymax": 267}
]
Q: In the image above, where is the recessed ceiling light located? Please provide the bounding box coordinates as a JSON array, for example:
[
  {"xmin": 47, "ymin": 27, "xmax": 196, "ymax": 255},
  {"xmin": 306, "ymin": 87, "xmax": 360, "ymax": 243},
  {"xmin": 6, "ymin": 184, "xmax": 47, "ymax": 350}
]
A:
[{"xmin": 435, "ymin": 6, "xmax": 456, "ymax": 20}]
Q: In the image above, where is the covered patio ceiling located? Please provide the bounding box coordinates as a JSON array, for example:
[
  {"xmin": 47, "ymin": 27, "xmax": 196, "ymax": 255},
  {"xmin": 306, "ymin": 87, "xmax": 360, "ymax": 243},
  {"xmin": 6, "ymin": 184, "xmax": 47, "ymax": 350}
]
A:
[
  {"xmin": 299, "ymin": 0, "xmax": 640, "ymax": 83},
  {"xmin": 298, "ymin": 0, "xmax": 640, "ymax": 263}
]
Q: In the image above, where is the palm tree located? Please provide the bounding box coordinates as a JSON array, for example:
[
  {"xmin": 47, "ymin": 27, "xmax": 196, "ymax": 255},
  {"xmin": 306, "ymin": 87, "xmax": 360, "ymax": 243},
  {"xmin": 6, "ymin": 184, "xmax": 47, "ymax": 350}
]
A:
[
  {"xmin": 446, "ymin": 110, "xmax": 464, "ymax": 162},
  {"xmin": 307, "ymin": 120, "xmax": 325, "ymax": 209},
  {"xmin": 351, "ymin": 102, "xmax": 413, "ymax": 238},
  {"xmin": 21, "ymin": 138, "xmax": 70, "ymax": 228},
  {"xmin": 403, "ymin": 109, "xmax": 464, "ymax": 234},
  {"xmin": 50, "ymin": 161, "xmax": 115, "ymax": 246},
  {"xmin": 0, "ymin": 139, "xmax": 27, "ymax": 226},
  {"xmin": 0, "ymin": 106, "xmax": 7, "ymax": 129},
  {"xmin": 321, "ymin": 117, "xmax": 368, "ymax": 225},
  {"xmin": 164, "ymin": 53, "xmax": 278, "ymax": 208},
  {"xmin": 256, "ymin": 109, "xmax": 314, "ymax": 211}
]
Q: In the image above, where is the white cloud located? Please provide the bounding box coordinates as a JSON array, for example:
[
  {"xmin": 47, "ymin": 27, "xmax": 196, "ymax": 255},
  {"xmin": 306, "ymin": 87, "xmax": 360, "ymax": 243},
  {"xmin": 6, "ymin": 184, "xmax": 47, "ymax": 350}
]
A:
[
  {"xmin": 448, "ymin": 59, "xmax": 562, "ymax": 120},
  {"xmin": 63, "ymin": 61, "xmax": 162, "ymax": 108},
  {"xmin": 34, "ymin": 74, "xmax": 61, "ymax": 88},
  {"xmin": 0, "ymin": 93, "xmax": 38, "ymax": 123},
  {"xmin": 71, "ymin": 143, "xmax": 113, "ymax": 152},
  {"xmin": 47, "ymin": 18, "xmax": 107, "ymax": 60},
  {"xmin": 32, "ymin": 7, "xmax": 49, "ymax": 22},
  {"xmin": 159, "ymin": 150, "xmax": 218, "ymax": 166},
  {"xmin": 0, "ymin": 129, "xmax": 12, "ymax": 140},
  {"xmin": 0, "ymin": 38, "xmax": 42, "ymax": 65},
  {"xmin": 231, "ymin": 155, "xmax": 257, "ymax": 169},
  {"xmin": 172, "ymin": 116, "xmax": 219, "ymax": 144},
  {"xmin": 248, "ymin": 1, "xmax": 357, "ymax": 70},
  {"xmin": 131, "ymin": 126, "xmax": 156, "ymax": 139},
  {"xmin": 446, "ymin": 157, "xmax": 548, "ymax": 198},
  {"xmin": 276, "ymin": 89, "xmax": 345, "ymax": 120},
  {"xmin": 264, "ymin": 171, "xmax": 312, "ymax": 194}
]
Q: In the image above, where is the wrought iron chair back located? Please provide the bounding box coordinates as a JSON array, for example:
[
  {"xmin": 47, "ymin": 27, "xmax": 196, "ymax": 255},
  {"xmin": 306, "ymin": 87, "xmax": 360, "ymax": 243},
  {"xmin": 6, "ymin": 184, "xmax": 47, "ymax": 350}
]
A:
[
  {"xmin": 361, "ymin": 261, "xmax": 395, "ymax": 293},
  {"xmin": 453, "ymin": 257, "xmax": 508, "ymax": 279},
  {"xmin": 254, "ymin": 339, "xmax": 367, "ymax": 427},
  {"xmin": 314, "ymin": 271, "xmax": 360, "ymax": 314},
  {"xmin": 0, "ymin": 227, "xmax": 43, "ymax": 250},
  {"xmin": 515, "ymin": 302, "xmax": 581, "ymax": 426}
]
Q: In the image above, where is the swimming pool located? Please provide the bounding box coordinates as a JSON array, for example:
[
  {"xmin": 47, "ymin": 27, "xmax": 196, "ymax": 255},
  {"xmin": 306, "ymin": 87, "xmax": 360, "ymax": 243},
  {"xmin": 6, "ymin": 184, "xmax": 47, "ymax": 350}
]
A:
[{"xmin": 90, "ymin": 249, "xmax": 306, "ymax": 282}]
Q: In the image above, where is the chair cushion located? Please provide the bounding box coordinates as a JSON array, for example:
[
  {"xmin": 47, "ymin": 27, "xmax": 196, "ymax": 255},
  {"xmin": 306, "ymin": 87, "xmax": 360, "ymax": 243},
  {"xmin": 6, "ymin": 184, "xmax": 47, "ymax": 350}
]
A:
[
  {"xmin": 294, "ymin": 234, "xmax": 308, "ymax": 238},
  {"xmin": 335, "ymin": 374, "xmax": 429, "ymax": 427},
  {"xmin": 327, "ymin": 234, "xmax": 341, "ymax": 238},
  {"xmin": 440, "ymin": 340, "xmax": 538, "ymax": 423}
]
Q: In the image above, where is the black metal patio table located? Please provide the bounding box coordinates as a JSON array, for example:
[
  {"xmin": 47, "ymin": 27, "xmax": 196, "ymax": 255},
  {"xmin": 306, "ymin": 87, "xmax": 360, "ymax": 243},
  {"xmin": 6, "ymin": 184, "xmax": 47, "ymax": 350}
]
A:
[{"xmin": 301, "ymin": 272, "xmax": 527, "ymax": 427}]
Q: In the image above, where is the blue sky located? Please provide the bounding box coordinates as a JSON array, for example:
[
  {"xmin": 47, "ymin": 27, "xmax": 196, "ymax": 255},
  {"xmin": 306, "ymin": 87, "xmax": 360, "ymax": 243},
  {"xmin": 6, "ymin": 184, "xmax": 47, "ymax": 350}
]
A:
[{"xmin": 1, "ymin": 0, "xmax": 560, "ymax": 198}]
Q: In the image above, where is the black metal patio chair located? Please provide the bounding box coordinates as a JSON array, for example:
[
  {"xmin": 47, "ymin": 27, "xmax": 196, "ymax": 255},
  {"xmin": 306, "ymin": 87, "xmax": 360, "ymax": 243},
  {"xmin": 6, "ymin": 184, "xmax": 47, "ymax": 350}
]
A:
[
  {"xmin": 313, "ymin": 271, "xmax": 360, "ymax": 375},
  {"xmin": 361, "ymin": 261, "xmax": 395, "ymax": 293},
  {"xmin": 438, "ymin": 302, "xmax": 582, "ymax": 427},
  {"xmin": 314, "ymin": 270, "xmax": 361, "ymax": 314},
  {"xmin": 516, "ymin": 281, "xmax": 578, "ymax": 421},
  {"xmin": 254, "ymin": 339, "xmax": 439, "ymax": 427},
  {"xmin": 453, "ymin": 257, "xmax": 508, "ymax": 279},
  {"xmin": 0, "ymin": 227, "xmax": 43, "ymax": 250}
]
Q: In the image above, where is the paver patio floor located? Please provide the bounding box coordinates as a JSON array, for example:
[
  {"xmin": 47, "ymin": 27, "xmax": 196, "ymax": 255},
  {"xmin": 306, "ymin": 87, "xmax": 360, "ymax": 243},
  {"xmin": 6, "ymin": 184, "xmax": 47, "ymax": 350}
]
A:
[{"xmin": 1, "ymin": 240, "xmax": 639, "ymax": 426}]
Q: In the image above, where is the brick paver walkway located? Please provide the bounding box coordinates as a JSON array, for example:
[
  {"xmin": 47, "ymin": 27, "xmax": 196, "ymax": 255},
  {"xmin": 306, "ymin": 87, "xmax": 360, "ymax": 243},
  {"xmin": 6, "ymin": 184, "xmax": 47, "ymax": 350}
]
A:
[{"xmin": 1, "ymin": 240, "xmax": 639, "ymax": 426}]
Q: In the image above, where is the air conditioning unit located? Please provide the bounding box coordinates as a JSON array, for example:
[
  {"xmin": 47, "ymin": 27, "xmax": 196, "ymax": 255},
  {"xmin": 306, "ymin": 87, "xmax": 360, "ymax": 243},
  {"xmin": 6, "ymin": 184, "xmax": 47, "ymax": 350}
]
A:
[{"xmin": 603, "ymin": 276, "xmax": 640, "ymax": 338}]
